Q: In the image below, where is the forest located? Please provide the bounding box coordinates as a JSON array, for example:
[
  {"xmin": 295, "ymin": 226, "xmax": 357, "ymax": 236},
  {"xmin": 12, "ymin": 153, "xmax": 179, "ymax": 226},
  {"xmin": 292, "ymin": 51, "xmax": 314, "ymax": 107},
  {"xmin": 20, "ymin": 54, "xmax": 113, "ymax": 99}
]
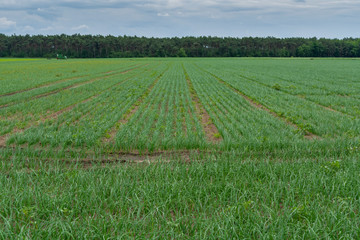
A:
[{"xmin": 0, "ymin": 34, "xmax": 360, "ymax": 58}]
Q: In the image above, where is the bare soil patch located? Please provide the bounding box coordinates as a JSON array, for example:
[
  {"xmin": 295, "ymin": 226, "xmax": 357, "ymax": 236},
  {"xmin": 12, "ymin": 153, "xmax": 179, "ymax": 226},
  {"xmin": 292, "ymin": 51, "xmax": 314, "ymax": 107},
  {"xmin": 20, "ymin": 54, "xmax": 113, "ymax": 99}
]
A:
[
  {"xmin": 75, "ymin": 150, "xmax": 194, "ymax": 168},
  {"xmin": 0, "ymin": 135, "xmax": 6, "ymax": 147}
]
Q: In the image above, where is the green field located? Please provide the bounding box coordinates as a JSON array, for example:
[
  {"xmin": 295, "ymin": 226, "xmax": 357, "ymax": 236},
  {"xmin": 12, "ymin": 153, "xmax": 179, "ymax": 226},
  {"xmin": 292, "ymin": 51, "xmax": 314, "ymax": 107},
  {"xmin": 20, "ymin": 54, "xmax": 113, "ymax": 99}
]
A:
[{"xmin": 1, "ymin": 58, "xmax": 359, "ymax": 238}]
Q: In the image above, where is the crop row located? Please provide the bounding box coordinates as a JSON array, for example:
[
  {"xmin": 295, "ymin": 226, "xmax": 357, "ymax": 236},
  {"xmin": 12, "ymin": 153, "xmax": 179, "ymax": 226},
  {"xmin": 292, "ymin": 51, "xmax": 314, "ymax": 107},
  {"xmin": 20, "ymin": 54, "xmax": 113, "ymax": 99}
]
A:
[
  {"xmin": 0, "ymin": 59, "xmax": 139, "ymax": 95},
  {"xmin": 184, "ymin": 63, "xmax": 305, "ymax": 150},
  {"xmin": 197, "ymin": 59, "xmax": 360, "ymax": 117},
  {"xmin": 1, "ymin": 58, "xmax": 359, "ymax": 153},
  {"xmin": 0, "ymin": 65, "xmax": 159, "ymax": 144},
  {"xmin": 112, "ymin": 63, "xmax": 206, "ymax": 152},
  {"xmin": 0, "ymin": 63, "xmax": 141, "ymax": 107},
  {"xmin": 0, "ymin": 64, "xmax": 151, "ymax": 136},
  {"xmin": 7, "ymin": 63, "xmax": 166, "ymax": 148},
  {"xmin": 194, "ymin": 61, "xmax": 360, "ymax": 139}
]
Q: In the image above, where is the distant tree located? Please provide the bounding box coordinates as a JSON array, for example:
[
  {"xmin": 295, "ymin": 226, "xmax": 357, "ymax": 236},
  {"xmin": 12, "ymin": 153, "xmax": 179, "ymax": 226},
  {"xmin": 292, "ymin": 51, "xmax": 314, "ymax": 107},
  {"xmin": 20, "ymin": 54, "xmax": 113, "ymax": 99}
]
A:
[
  {"xmin": 0, "ymin": 34, "xmax": 359, "ymax": 58},
  {"xmin": 177, "ymin": 48, "xmax": 187, "ymax": 57}
]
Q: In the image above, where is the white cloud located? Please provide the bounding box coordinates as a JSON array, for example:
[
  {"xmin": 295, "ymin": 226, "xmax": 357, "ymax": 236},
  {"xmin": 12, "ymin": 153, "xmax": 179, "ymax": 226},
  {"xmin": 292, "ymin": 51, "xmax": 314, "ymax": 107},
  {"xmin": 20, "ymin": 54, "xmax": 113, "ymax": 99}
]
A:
[
  {"xmin": 71, "ymin": 24, "xmax": 90, "ymax": 30},
  {"xmin": 1, "ymin": 1, "xmax": 360, "ymax": 15},
  {"xmin": 23, "ymin": 25, "xmax": 34, "ymax": 31},
  {"xmin": 0, "ymin": 0, "xmax": 359, "ymax": 37},
  {"xmin": 0, "ymin": 17, "xmax": 16, "ymax": 29},
  {"xmin": 40, "ymin": 26, "xmax": 54, "ymax": 31},
  {"xmin": 157, "ymin": 12, "xmax": 170, "ymax": 17}
]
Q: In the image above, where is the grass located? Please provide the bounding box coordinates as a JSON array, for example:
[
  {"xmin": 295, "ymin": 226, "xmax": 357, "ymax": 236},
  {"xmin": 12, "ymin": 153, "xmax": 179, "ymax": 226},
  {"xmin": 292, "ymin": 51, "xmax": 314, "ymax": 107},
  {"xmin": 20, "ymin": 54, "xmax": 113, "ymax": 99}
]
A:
[{"xmin": 0, "ymin": 149, "xmax": 359, "ymax": 238}]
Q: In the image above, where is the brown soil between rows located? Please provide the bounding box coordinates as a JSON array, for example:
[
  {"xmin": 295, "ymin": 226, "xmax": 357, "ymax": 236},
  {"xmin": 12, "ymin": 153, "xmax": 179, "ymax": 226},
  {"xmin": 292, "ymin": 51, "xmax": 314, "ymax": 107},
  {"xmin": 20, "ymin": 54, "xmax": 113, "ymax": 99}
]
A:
[
  {"xmin": 317, "ymin": 103, "xmax": 355, "ymax": 119},
  {"xmin": 0, "ymin": 95, "xmax": 98, "ymax": 148},
  {"xmin": 80, "ymin": 151, "xmax": 191, "ymax": 168},
  {"xmin": 323, "ymin": 105, "xmax": 343, "ymax": 114},
  {"xmin": 0, "ymin": 65, "xmax": 144, "ymax": 109},
  {"xmin": 38, "ymin": 65, "xmax": 141, "ymax": 93},
  {"xmin": 183, "ymin": 65, "xmax": 222, "ymax": 143},
  {"xmin": 0, "ymin": 150, "xmax": 195, "ymax": 173},
  {"xmin": 0, "ymin": 75, "xmax": 89, "ymax": 98},
  {"xmin": 200, "ymin": 68, "xmax": 321, "ymax": 140},
  {"xmin": 232, "ymin": 73, "xmax": 354, "ymax": 132},
  {"xmin": 0, "ymin": 135, "xmax": 6, "ymax": 147},
  {"xmin": 103, "ymin": 105, "xmax": 141, "ymax": 144},
  {"xmin": 0, "ymin": 127, "xmax": 24, "ymax": 147},
  {"xmin": 0, "ymin": 65, "xmax": 144, "ymax": 99},
  {"xmin": 0, "ymin": 65, "xmax": 149, "ymax": 148},
  {"xmin": 44, "ymin": 96, "xmax": 96, "ymax": 121},
  {"xmin": 44, "ymin": 66, "xmax": 148, "ymax": 122},
  {"xmin": 296, "ymin": 92, "xmax": 354, "ymax": 118},
  {"xmin": 102, "ymin": 66, "xmax": 168, "ymax": 144}
]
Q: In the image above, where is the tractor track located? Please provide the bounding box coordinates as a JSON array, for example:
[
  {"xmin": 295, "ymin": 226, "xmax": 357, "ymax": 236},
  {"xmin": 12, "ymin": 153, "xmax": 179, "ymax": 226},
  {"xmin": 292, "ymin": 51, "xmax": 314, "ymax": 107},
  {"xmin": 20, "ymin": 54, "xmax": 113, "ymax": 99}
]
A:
[
  {"xmin": 183, "ymin": 64, "xmax": 222, "ymax": 143},
  {"xmin": 0, "ymin": 65, "xmax": 148, "ymax": 147},
  {"xmin": 195, "ymin": 64, "xmax": 320, "ymax": 140},
  {"xmin": 102, "ymin": 64, "xmax": 169, "ymax": 145}
]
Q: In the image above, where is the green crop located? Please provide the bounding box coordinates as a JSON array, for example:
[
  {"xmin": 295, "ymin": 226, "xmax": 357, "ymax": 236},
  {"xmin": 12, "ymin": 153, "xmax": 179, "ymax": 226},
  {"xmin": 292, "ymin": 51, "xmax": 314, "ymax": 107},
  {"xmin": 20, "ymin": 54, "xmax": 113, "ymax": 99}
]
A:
[{"xmin": 1, "ymin": 57, "xmax": 359, "ymax": 238}]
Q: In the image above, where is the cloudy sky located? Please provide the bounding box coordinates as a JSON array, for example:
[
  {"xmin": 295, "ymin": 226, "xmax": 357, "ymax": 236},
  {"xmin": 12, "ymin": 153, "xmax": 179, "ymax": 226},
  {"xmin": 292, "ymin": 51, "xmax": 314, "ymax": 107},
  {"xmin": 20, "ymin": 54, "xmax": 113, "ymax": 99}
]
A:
[{"xmin": 0, "ymin": 0, "xmax": 359, "ymax": 38}]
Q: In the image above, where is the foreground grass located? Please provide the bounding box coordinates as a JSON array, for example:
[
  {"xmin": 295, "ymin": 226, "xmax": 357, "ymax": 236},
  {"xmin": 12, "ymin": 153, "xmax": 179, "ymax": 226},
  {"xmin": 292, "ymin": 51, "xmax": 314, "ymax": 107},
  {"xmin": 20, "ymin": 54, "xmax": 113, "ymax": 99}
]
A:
[{"xmin": 0, "ymin": 149, "xmax": 359, "ymax": 239}]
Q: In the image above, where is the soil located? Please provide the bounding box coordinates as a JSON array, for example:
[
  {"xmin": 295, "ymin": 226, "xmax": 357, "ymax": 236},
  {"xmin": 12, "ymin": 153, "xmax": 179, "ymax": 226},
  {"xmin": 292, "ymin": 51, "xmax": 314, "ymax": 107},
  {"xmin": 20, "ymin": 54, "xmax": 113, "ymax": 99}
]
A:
[
  {"xmin": 206, "ymin": 70, "xmax": 322, "ymax": 141},
  {"xmin": 101, "ymin": 66, "xmax": 165, "ymax": 144},
  {"xmin": 0, "ymin": 65, "xmax": 144, "ymax": 109},
  {"xmin": 0, "ymin": 135, "xmax": 6, "ymax": 147},
  {"xmin": 183, "ymin": 66, "xmax": 222, "ymax": 143},
  {"xmin": 0, "ymin": 75, "xmax": 88, "ymax": 98}
]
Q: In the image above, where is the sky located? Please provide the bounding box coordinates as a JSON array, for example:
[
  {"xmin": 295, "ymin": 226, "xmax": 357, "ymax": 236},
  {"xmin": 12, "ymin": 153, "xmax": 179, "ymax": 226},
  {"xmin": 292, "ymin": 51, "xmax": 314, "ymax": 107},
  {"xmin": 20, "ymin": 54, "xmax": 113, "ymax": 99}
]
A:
[{"xmin": 0, "ymin": 0, "xmax": 359, "ymax": 38}]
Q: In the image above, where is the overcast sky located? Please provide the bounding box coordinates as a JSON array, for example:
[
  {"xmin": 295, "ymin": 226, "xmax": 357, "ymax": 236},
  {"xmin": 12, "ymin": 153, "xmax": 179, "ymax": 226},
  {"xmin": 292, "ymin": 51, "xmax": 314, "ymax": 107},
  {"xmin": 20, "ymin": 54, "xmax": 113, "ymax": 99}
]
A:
[{"xmin": 0, "ymin": 0, "xmax": 359, "ymax": 38}]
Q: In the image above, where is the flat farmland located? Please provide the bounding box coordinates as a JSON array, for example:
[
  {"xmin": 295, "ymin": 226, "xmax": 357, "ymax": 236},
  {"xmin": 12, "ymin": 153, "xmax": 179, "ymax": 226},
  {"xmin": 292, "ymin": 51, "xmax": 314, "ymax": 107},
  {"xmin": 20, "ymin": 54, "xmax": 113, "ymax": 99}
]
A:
[
  {"xmin": 1, "ymin": 58, "xmax": 360, "ymax": 238},
  {"xmin": 1, "ymin": 58, "xmax": 359, "ymax": 153}
]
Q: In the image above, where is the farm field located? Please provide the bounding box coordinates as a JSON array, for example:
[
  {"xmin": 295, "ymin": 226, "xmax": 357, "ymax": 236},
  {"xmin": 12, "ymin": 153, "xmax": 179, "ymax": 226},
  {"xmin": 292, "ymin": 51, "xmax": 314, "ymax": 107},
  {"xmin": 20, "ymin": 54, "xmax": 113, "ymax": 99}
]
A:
[{"xmin": 1, "ymin": 58, "xmax": 360, "ymax": 238}]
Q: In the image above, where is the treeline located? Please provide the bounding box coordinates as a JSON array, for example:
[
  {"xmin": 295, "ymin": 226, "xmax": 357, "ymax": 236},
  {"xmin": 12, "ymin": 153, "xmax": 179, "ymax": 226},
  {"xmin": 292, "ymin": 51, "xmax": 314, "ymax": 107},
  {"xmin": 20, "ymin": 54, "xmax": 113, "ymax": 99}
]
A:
[{"xmin": 1, "ymin": 34, "xmax": 360, "ymax": 58}]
